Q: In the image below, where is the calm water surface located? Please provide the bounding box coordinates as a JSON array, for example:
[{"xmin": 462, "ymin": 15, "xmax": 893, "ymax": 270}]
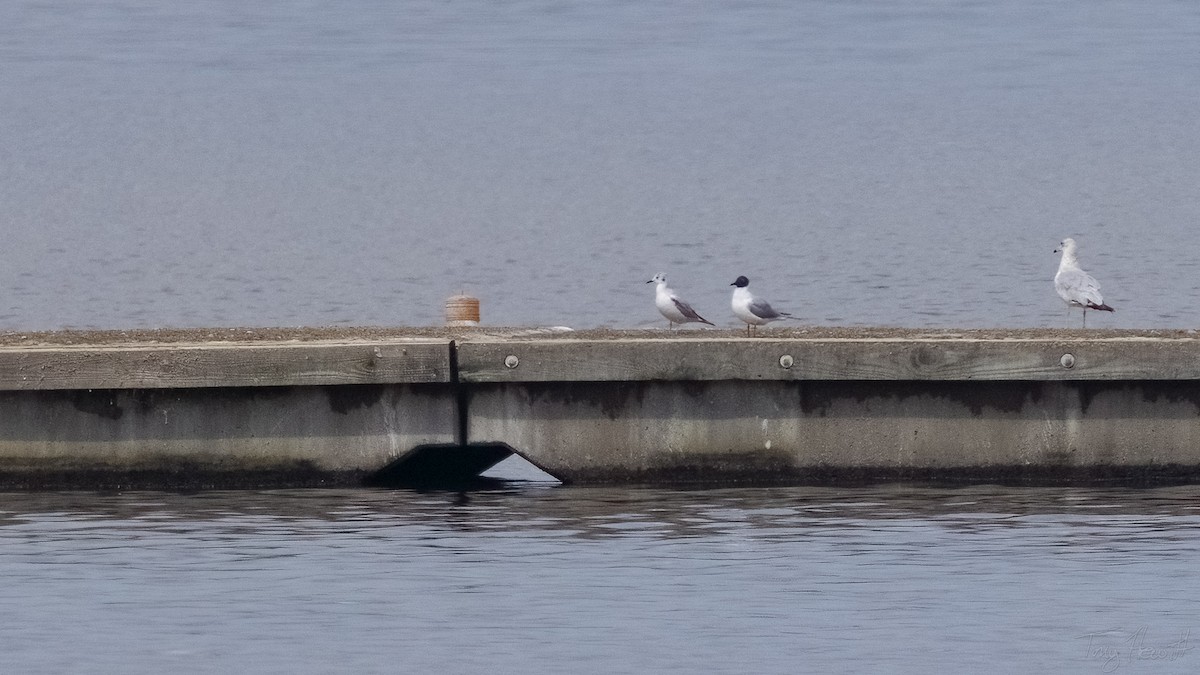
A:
[
  {"xmin": 3, "ymin": 4, "xmax": 1200, "ymax": 672},
  {"xmin": 2, "ymin": 484, "xmax": 1198, "ymax": 674},
  {"xmin": 1, "ymin": 1, "xmax": 1199, "ymax": 330}
]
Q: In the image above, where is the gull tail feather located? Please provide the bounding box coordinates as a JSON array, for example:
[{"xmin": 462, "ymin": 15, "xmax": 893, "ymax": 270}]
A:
[{"xmin": 1087, "ymin": 302, "xmax": 1114, "ymax": 312}]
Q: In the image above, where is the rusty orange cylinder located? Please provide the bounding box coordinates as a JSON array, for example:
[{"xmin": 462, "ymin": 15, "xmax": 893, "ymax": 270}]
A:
[{"xmin": 445, "ymin": 294, "xmax": 480, "ymax": 326}]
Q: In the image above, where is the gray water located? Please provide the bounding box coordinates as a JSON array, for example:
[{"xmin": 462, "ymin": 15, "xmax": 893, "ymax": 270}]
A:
[
  {"xmin": 2, "ymin": 1, "xmax": 1199, "ymax": 330},
  {"xmin": 4, "ymin": 3, "xmax": 1200, "ymax": 672},
  {"xmin": 2, "ymin": 485, "xmax": 1199, "ymax": 674}
]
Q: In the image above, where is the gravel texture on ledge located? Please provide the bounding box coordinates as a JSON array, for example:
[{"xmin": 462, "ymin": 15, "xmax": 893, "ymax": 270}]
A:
[{"xmin": 0, "ymin": 325, "xmax": 1197, "ymax": 347}]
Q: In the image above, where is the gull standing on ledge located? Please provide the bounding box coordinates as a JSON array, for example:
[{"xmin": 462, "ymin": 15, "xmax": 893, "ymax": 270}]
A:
[
  {"xmin": 648, "ymin": 273, "xmax": 714, "ymax": 329},
  {"xmin": 730, "ymin": 276, "xmax": 792, "ymax": 336},
  {"xmin": 1054, "ymin": 237, "xmax": 1114, "ymax": 328}
]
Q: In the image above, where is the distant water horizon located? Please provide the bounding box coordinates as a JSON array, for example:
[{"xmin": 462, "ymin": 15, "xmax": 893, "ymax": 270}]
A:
[{"xmin": 2, "ymin": 1, "xmax": 1199, "ymax": 332}]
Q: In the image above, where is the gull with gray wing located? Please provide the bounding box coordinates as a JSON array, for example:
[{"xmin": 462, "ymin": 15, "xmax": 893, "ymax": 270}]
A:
[
  {"xmin": 1054, "ymin": 237, "xmax": 1114, "ymax": 328},
  {"xmin": 648, "ymin": 273, "xmax": 714, "ymax": 329},
  {"xmin": 730, "ymin": 275, "xmax": 792, "ymax": 336}
]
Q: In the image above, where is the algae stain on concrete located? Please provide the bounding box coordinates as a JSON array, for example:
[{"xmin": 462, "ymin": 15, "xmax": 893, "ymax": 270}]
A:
[
  {"xmin": 325, "ymin": 385, "xmax": 385, "ymax": 415},
  {"xmin": 69, "ymin": 391, "xmax": 124, "ymax": 421}
]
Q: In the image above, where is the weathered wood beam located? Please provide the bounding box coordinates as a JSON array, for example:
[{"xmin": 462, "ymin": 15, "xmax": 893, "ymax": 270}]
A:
[
  {"xmin": 0, "ymin": 341, "xmax": 451, "ymax": 390},
  {"xmin": 457, "ymin": 338, "xmax": 1200, "ymax": 382}
]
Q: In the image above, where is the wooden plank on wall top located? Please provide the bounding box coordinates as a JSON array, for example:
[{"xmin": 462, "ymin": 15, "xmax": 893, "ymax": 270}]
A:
[
  {"xmin": 456, "ymin": 338, "xmax": 1200, "ymax": 383},
  {"xmin": 0, "ymin": 341, "xmax": 453, "ymax": 390}
]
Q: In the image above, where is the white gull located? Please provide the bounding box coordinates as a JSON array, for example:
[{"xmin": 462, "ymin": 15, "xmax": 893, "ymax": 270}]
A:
[
  {"xmin": 647, "ymin": 273, "xmax": 714, "ymax": 329},
  {"xmin": 1054, "ymin": 237, "xmax": 1114, "ymax": 328},
  {"xmin": 730, "ymin": 275, "xmax": 792, "ymax": 336}
]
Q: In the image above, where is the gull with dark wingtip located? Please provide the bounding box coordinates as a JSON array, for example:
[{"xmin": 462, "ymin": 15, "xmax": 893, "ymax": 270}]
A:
[
  {"xmin": 730, "ymin": 276, "xmax": 791, "ymax": 336},
  {"xmin": 1054, "ymin": 238, "xmax": 1114, "ymax": 328},
  {"xmin": 648, "ymin": 273, "xmax": 714, "ymax": 329}
]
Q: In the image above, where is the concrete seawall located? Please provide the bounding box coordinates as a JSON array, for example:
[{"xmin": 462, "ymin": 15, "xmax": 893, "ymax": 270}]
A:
[
  {"xmin": 1, "ymin": 328, "xmax": 1198, "ymax": 488},
  {"xmin": 0, "ymin": 337, "xmax": 459, "ymax": 488}
]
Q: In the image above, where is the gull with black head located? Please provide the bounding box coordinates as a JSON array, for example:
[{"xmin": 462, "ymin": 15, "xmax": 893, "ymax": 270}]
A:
[{"xmin": 730, "ymin": 275, "xmax": 792, "ymax": 336}]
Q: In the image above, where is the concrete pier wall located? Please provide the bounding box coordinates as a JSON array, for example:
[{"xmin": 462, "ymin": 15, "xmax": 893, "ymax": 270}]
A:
[
  {"xmin": 0, "ymin": 384, "xmax": 457, "ymax": 489},
  {"xmin": 456, "ymin": 336, "xmax": 1200, "ymax": 484},
  {"xmin": 464, "ymin": 379, "xmax": 1200, "ymax": 483},
  {"xmin": 0, "ymin": 340, "xmax": 457, "ymax": 488},
  {"xmin": 1, "ymin": 330, "xmax": 1198, "ymax": 487}
]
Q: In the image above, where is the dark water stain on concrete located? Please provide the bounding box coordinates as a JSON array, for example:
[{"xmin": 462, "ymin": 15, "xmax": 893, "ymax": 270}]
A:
[
  {"xmin": 1075, "ymin": 381, "xmax": 1200, "ymax": 417},
  {"xmin": 517, "ymin": 382, "xmax": 649, "ymax": 421},
  {"xmin": 72, "ymin": 386, "xmax": 304, "ymax": 420},
  {"xmin": 794, "ymin": 381, "xmax": 1047, "ymax": 417},
  {"xmin": 326, "ymin": 385, "xmax": 385, "ymax": 415},
  {"xmin": 1137, "ymin": 382, "xmax": 1200, "ymax": 416},
  {"xmin": 0, "ymin": 458, "xmax": 364, "ymax": 490},
  {"xmin": 69, "ymin": 391, "xmax": 124, "ymax": 421}
]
